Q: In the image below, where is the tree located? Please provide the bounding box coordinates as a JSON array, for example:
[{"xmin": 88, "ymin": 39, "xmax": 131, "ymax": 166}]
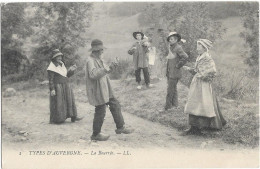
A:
[
  {"xmin": 140, "ymin": 2, "xmax": 226, "ymax": 60},
  {"xmin": 138, "ymin": 2, "xmax": 226, "ymax": 86},
  {"xmin": 1, "ymin": 3, "xmax": 33, "ymax": 76},
  {"xmin": 29, "ymin": 2, "xmax": 93, "ymax": 79},
  {"xmin": 239, "ymin": 2, "xmax": 259, "ymax": 76}
]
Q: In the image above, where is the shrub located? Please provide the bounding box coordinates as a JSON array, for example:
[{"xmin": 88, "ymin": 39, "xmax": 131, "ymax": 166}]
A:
[
  {"xmin": 239, "ymin": 2, "xmax": 259, "ymax": 76},
  {"xmin": 221, "ymin": 104, "xmax": 259, "ymax": 147},
  {"xmin": 108, "ymin": 59, "xmax": 133, "ymax": 80},
  {"xmin": 212, "ymin": 68, "xmax": 258, "ymax": 101},
  {"xmin": 2, "ymin": 73, "xmax": 30, "ymax": 83},
  {"xmin": 139, "ymin": 2, "xmax": 226, "ymax": 86}
]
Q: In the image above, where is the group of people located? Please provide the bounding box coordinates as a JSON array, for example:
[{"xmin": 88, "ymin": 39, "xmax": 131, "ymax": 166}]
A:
[{"xmin": 46, "ymin": 30, "xmax": 227, "ymax": 141}]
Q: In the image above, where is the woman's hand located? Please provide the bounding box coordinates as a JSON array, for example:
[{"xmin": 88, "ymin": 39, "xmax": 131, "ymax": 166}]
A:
[
  {"xmin": 131, "ymin": 46, "xmax": 137, "ymax": 50},
  {"xmin": 68, "ymin": 64, "xmax": 77, "ymax": 72},
  {"xmin": 50, "ymin": 90, "xmax": 56, "ymax": 96},
  {"xmin": 183, "ymin": 66, "xmax": 192, "ymax": 71}
]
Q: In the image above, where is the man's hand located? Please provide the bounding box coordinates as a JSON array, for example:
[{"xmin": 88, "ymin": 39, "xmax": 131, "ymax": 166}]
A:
[
  {"xmin": 183, "ymin": 66, "xmax": 192, "ymax": 71},
  {"xmin": 109, "ymin": 62, "xmax": 118, "ymax": 71},
  {"xmin": 51, "ymin": 90, "xmax": 56, "ymax": 96},
  {"xmin": 104, "ymin": 60, "xmax": 119, "ymax": 73},
  {"xmin": 103, "ymin": 64, "xmax": 111, "ymax": 73}
]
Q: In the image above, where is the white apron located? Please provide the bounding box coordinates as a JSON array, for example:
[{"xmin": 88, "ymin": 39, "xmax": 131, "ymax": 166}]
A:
[
  {"xmin": 148, "ymin": 47, "xmax": 156, "ymax": 65},
  {"xmin": 184, "ymin": 75, "xmax": 216, "ymax": 117},
  {"xmin": 184, "ymin": 52, "xmax": 216, "ymax": 117}
]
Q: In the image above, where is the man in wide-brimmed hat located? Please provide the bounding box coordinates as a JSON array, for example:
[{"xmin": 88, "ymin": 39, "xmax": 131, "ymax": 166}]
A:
[
  {"xmin": 164, "ymin": 32, "xmax": 188, "ymax": 111},
  {"xmin": 128, "ymin": 31, "xmax": 153, "ymax": 90},
  {"xmin": 86, "ymin": 39, "xmax": 134, "ymax": 141},
  {"xmin": 133, "ymin": 31, "xmax": 144, "ymax": 40}
]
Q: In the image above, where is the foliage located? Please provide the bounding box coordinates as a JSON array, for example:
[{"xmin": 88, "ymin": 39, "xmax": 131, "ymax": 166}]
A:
[
  {"xmin": 138, "ymin": 2, "xmax": 227, "ymax": 90},
  {"xmin": 1, "ymin": 3, "xmax": 33, "ymax": 76},
  {"xmin": 213, "ymin": 68, "xmax": 259, "ymax": 101},
  {"xmin": 239, "ymin": 2, "xmax": 259, "ymax": 76},
  {"xmin": 1, "ymin": 73, "xmax": 30, "ymax": 83},
  {"xmin": 109, "ymin": 2, "xmax": 242, "ymax": 19},
  {"xmin": 30, "ymin": 2, "xmax": 93, "ymax": 79},
  {"xmin": 104, "ymin": 58, "xmax": 133, "ymax": 80},
  {"xmin": 207, "ymin": 2, "xmax": 243, "ymax": 19},
  {"xmin": 139, "ymin": 2, "xmax": 226, "ymax": 63},
  {"xmin": 1, "ymin": 49, "xmax": 29, "ymax": 76},
  {"xmin": 1, "ymin": 3, "xmax": 33, "ymax": 49}
]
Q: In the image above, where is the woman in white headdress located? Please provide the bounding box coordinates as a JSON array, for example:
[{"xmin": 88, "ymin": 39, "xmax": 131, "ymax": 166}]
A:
[{"xmin": 183, "ymin": 39, "xmax": 226, "ymax": 135}]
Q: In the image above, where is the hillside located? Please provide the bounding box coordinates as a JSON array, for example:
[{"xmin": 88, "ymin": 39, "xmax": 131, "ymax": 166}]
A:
[
  {"xmin": 212, "ymin": 17, "xmax": 246, "ymax": 69},
  {"xmin": 78, "ymin": 7, "xmax": 140, "ymax": 62},
  {"xmin": 80, "ymin": 10, "xmax": 248, "ymax": 68}
]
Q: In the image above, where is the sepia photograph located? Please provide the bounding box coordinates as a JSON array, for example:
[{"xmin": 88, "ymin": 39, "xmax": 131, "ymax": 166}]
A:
[{"xmin": 1, "ymin": 1, "xmax": 259, "ymax": 168}]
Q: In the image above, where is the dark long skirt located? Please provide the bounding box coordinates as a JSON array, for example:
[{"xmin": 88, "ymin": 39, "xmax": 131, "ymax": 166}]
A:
[
  {"xmin": 189, "ymin": 90, "xmax": 227, "ymax": 129},
  {"xmin": 50, "ymin": 83, "xmax": 77, "ymax": 124}
]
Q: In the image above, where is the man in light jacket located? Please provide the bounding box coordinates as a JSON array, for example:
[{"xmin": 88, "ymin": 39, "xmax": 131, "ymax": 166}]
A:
[{"xmin": 86, "ymin": 39, "xmax": 134, "ymax": 141}]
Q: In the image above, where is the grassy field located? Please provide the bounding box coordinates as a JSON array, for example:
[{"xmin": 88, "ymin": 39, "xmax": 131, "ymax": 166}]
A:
[{"xmin": 115, "ymin": 78, "xmax": 259, "ymax": 148}]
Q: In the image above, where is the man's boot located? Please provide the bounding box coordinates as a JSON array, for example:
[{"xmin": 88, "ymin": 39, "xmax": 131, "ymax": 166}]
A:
[
  {"xmin": 91, "ymin": 133, "xmax": 110, "ymax": 141},
  {"xmin": 115, "ymin": 126, "xmax": 134, "ymax": 134}
]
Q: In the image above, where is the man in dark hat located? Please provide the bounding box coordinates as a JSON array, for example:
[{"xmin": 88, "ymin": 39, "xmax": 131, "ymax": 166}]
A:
[
  {"xmin": 128, "ymin": 31, "xmax": 153, "ymax": 90},
  {"xmin": 86, "ymin": 39, "xmax": 134, "ymax": 141},
  {"xmin": 164, "ymin": 32, "xmax": 188, "ymax": 111}
]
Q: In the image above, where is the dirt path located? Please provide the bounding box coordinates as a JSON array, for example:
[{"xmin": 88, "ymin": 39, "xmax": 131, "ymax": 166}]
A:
[
  {"xmin": 1, "ymin": 86, "xmax": 207, "ymax": 149},
  {"xmin": 2, "ymin": 80, "xmax": 259, "ymax": 168},
  {"xmin": 0, "ymin": 80, "xmax": 255, "ymax": 150}
]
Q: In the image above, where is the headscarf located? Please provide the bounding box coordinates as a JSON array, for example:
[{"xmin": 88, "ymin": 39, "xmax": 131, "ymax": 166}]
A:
[{"xmin": 197, "ymin": 39, "xmax": 213, "ymax": 52}]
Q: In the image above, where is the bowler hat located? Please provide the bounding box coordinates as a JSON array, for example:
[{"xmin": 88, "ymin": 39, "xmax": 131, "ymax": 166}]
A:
[
  {"xmin": 89, "ymin": 39, "xmax": 106, "ymax": 52},
  {"xmin": 133, "ymin": 31, "xmax": 144, "ymax": 40}
]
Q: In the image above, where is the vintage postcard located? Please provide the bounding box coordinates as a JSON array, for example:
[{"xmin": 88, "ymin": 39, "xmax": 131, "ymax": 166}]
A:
[{"xmin": 1, "ymin": 1, "xmax": 259, "ymax": 168}]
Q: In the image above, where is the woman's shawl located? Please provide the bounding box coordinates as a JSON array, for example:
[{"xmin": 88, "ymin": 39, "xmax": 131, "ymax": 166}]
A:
[
  {"xmin": 47, "ymin": 61, "xmax": 67, "ymax": 77},
  {"xmin": 195, "ymin": 52, "xmax": 217, "ymax": 81}
]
